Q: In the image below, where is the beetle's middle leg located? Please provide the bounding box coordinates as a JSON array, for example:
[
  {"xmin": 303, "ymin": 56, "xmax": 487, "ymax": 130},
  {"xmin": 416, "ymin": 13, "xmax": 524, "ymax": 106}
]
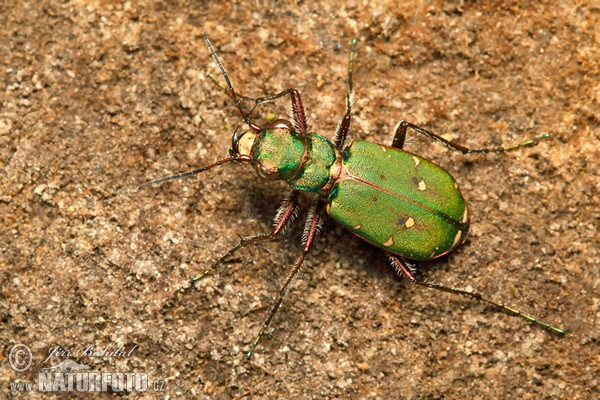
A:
[
  {"xmin": 333, "ymin": 38, "xmax": 358, "ymax": 150},
  {"xmin": 190, "ymin": 191, "xmax": 300, "ymax": 282},
  {"xmin": 390, "ymin": 121, "xmax": 549, "ymax": 153},
  {"xmin": 247, "ymin": 199, "xmax": 326, "ymax": 357}
]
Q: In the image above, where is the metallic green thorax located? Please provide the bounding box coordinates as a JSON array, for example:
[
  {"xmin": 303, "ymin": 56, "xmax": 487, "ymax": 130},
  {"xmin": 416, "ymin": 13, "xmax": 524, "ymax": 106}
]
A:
[
  {"xmin": 290, "ymin": 134, "xmax": 336, "ymax": 193},
  {"xmin": 246, "ymin": 124, "xmax": 468, "ymax": 261}
]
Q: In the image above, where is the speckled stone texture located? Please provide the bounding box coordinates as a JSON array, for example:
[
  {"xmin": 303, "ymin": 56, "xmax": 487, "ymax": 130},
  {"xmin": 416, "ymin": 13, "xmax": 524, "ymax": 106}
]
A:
[{"xmin": 1, "ymin": 1, "xmax": 598, "ymax": 398}]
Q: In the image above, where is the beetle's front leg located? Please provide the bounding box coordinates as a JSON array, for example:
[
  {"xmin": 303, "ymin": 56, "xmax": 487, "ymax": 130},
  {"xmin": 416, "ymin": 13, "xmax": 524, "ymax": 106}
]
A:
[
  {"xmin": 207, "ymin": 74, "xmax": 308, "ymax": 135},
  {"xmin": 249, "ymin": 89, "xmax": 308, "ymax": 136}
]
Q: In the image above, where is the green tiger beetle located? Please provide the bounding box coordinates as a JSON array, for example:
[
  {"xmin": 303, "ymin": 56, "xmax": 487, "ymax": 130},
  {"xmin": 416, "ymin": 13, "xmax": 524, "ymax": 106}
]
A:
[{"xmin": 140, "ymin": 33, "xmax": 564, "ymax": 357}]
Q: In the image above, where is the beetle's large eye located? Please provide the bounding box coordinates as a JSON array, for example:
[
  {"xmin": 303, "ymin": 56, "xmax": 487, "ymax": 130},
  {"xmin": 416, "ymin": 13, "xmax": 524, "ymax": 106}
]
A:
[
  {"xmin": 255, "ymin": 163, "xmax": 280, "ymax": 180},
  {"xmin": 266, "ymin": 119, "xmax": 294, "ymax": 133}
]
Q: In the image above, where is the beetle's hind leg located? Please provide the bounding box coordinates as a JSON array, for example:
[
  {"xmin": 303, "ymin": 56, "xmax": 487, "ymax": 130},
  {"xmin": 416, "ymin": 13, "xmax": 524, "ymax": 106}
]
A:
[
  {"xmin": 390, "ymin": 120, "xmax": 550, "ymax": 153},
  {"xmin": 247, "ymin": 199, "xmax": 326, "ymax": 357},
  {"xmin": 388, "ymin": 254, "xmax": 564, "ymax": 335}
]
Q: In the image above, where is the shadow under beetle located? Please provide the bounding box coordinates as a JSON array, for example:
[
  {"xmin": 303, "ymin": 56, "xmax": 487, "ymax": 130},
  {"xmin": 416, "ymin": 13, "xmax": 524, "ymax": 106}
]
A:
[{"xmin": 140, "ymin": 33, "xmax": 564, "ymax": 357}]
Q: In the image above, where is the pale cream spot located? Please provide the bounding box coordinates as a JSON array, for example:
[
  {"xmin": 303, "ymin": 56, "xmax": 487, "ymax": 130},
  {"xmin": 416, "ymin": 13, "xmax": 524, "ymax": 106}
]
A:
[
  {"xmin": 418, "ymin": 179, "xmax": 427, "ymax": 191},
  {"xmin": 405, "ymin": 217, "xmax": 415, "ymax": 228},
  {"xmin": 412, "ymin": 156, "xmax": 421, "ymax": 167},
  {"xmin": 454, "ymin": 182, "xmax": 458, "ymax": 189},
  {"xmin": 452, "ymin": 231, "xmax": 463, "ymax": 247},
  {"xmin": 380, "ymin": 145, "xmax": 387, "ymax": 152},
  {"xmin": 383, "ymin": 236, "xmax": 394, "ymax": 247},
  {"xmin": 353, "ymin": 224, "xmax": 362, "ymax": 230},
  {"xmin": 461, "ymin": 208, "xmax": 468, "ymax": 223}
]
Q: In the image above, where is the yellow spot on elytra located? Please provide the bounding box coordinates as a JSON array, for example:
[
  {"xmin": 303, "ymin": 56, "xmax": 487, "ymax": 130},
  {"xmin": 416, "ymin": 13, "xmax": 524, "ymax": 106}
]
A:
[
  {"xmin": 452, "ymin": 231, "xmax": 463, "ymax": 246},
  {"xmin": 461, "ymin": 208, "xmax": 468, "ymax": 223},
  {"xmin": 383, "ymin": 236, "xmax": 394, "ymax": 247},
  {"xmin": 412, "ymin": 156, "xmax": 421, "ymax": 167},
  {"xmin": 418, "ymin": 179, "xmax": 427, "ymax": 191},
  {"xmin": 354, "ymin": 224, "xmax": 362, "ymax": 230},
  {"xmin": 405, "ymin": 217, "xmax": 415, "ymax": 228},
  {"xmin": 454, "ymin": 182, "xmax": 458, "ymax": 189}
]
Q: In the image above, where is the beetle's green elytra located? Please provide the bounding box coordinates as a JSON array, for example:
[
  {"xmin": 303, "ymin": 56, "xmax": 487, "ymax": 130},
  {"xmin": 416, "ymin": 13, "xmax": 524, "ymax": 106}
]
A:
[
  {"xmin": 140, "ymin": 33, "xmax": 564, "ymax": 357},
  {"xmin": 327, "ymin": 140, "xmax": 468, "ymax": 261}
]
